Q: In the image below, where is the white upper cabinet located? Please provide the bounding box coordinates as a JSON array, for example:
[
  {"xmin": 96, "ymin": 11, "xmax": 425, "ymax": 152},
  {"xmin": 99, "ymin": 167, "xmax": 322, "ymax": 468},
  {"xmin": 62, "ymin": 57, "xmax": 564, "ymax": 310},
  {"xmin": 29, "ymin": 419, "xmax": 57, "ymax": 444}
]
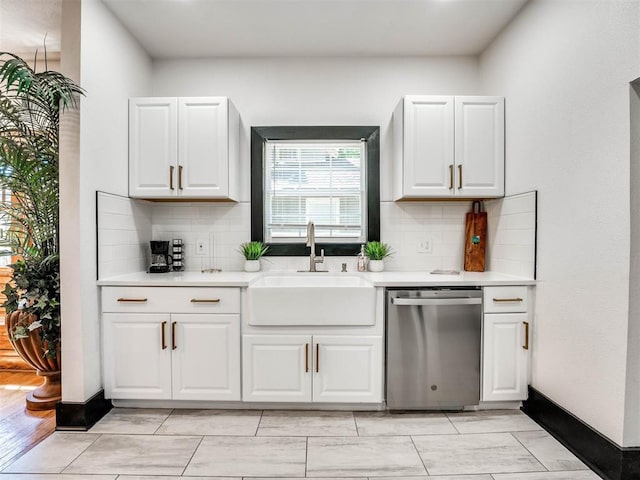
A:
[
  {"xmin": 455, "ymin": 96, "xmax": 505, "ymax": 198},
  {"xmin": 394, "ymin": 96, "xmax": 455, "ymax": 198},
  {"xmin": 393, "ymin": 95, "xmax": 504, "ymax": 200},
  {"xmin": 129, "ymin": 98, "xmax": 178, "ymax": 198},
  {"xmin": 129, "ymin": 96, "xmax": 239, "ymax": 200}
]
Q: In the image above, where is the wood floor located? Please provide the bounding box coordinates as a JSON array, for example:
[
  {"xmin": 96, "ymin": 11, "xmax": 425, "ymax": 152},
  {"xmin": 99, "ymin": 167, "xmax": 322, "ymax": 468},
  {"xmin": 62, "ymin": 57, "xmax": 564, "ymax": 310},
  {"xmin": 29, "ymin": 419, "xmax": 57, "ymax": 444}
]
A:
[{"xmin": 0, "ymin": 370, "xmax": 55, "ymax": 470}]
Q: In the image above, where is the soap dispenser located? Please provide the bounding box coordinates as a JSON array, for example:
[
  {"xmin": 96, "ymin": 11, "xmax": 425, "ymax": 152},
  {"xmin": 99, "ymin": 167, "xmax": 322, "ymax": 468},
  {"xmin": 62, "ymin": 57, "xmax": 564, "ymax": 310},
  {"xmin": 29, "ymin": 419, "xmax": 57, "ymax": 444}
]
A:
[{"xmin": 357, "ymin": 244, "xmax": 367, "ymax": 272}]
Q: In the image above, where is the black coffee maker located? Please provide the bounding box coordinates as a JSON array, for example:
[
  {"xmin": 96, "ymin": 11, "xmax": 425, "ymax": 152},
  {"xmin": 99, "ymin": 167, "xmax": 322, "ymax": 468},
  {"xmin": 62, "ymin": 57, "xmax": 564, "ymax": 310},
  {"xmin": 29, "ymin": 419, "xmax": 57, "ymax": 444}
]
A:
[{"xmin": 149, "ymin": 241, "xmax": 173, "ymax": 273}]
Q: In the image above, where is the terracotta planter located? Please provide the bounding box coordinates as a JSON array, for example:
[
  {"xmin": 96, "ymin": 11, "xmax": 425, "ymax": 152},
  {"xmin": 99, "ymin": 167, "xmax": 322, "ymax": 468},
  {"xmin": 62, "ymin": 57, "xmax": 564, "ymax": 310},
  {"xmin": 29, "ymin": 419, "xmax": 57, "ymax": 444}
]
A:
[{"xmin": 5, "ymin": 311, "xmax": 61, "ymax": 411}]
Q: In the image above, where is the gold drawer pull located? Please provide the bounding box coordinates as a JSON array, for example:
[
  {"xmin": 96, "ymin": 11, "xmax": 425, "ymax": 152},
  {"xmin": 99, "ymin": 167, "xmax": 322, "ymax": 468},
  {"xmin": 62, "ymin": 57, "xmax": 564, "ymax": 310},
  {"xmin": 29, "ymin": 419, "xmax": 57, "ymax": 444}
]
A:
[
  {"xmin": 117, "ymin": 298, "xmax": 148, "ymax": 303},
  {"xmin": 492, "ymin": 297, "xmax": 523, "ymax": 303},
  {"xmin": 305, "ymin": 343, "xmax": 309, "ymax": 373},
  {"xmin": 523, "ymin": 321, "xmax": 529, "ymax": 350},
  {"xmin": 190, "ymin": 298, "xmax": 221, "ymax": 303}
]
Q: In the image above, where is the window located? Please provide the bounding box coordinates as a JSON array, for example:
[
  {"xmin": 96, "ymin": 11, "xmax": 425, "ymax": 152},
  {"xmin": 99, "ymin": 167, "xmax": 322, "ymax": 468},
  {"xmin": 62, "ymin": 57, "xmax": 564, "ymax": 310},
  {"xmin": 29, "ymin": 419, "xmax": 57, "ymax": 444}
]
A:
[
  {"xmin": 252, "ymin": 126, "xmax": 380, "ymax": 256},
  {"xmin": 265, "ymin": 140, "xmax": 365, "ymax": 243}
]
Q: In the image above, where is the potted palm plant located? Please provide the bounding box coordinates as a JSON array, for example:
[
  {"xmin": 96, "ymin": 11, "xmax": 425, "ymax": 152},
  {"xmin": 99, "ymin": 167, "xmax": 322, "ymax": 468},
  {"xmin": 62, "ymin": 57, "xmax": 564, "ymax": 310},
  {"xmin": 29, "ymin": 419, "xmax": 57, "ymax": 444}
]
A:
[
  {"xmin": 0, "ymin": 52, "xmax": 84, "ymax": 410},
  {"xmin": 239, "ymin": 241, "xmax": 269, "ymax": 272},
  {"xmin": 365, "ymin": 241, "xmax": 393, "ymax": 272}
]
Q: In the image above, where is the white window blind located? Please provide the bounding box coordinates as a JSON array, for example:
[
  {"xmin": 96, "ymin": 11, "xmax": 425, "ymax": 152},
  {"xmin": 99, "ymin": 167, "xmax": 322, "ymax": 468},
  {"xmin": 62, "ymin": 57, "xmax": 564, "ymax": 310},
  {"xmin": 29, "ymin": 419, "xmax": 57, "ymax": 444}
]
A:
[{"xmin": 264, "ymin": 140, "xmax": 366, "ymax": 243}]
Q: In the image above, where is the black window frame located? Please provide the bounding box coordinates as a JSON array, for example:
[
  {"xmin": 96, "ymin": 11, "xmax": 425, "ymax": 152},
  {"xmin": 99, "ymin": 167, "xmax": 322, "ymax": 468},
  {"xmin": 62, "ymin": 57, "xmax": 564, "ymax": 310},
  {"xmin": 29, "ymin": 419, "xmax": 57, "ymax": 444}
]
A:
[{"xmin": 251, "ymin": 126, "xmax": 380, "ymax": 256}]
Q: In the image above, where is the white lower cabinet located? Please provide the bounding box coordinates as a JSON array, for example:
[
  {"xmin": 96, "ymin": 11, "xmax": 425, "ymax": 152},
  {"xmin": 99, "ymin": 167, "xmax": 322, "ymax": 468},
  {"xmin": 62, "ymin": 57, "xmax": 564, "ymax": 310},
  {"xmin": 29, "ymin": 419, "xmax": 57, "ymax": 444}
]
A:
[
  {"xmin": 242, "ymin": 335, "xmax": 382, "ymax": 403},
  {"xmin": 482, "ymin": 313, "xmax": 530, "ymax": 402},
  {"xmin": 171, "ymin": 314, "xmax": 240, "ymax": 401},
  {"xmin": 103, "ymin": 312, "xmax": 240, "ymax": 401},
  {"xmin": 242, "ymin": 335, "xmax": 312, "ymax": 402},
  {"xmin": 103, "ymin": 313, "xmax": 172, "ymax": 400},
  {"xmin": 313, "ymin": 336, "xmax": 382, "ymax": 403}
]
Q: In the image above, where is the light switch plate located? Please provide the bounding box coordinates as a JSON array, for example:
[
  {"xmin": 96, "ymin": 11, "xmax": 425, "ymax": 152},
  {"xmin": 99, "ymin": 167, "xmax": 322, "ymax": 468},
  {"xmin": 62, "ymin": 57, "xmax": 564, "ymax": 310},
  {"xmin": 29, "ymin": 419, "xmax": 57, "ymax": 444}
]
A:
[{"xmin": 417, "ymin": 238, "xmax": 433, "ymax": 254}]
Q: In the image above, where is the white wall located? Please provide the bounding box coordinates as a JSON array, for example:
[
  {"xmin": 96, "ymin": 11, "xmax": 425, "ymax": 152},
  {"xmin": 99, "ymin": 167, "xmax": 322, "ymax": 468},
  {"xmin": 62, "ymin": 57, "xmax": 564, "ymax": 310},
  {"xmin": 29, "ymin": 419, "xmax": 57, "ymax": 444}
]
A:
[
  {"xmin": 59, "ymin": 0, "xmax": 152, "ymax": 403},
  {"xmin": 480, "ymin": 0, "xmax": 640, "ymax": 446},
  {"xmin": 97, "ymin": 193, "xmax": 152, "ymax": 278},
  {"xmin": 149, "ymin": 57, "xmax": 483, "ymax": 272},
  {"xmin": 485, "ymin": 191, "xmax": 536, "ymax": 279},
  {"xmin": 626, "ymin": 80, "xmax": 640, "ymax": 446},
  {"xmin": 147, "ymin": 200, "xmax": 490, "ymax": 273},
  {"xmin": 151, "ymin": 57, "xmax": 481, "ymax": 203}
]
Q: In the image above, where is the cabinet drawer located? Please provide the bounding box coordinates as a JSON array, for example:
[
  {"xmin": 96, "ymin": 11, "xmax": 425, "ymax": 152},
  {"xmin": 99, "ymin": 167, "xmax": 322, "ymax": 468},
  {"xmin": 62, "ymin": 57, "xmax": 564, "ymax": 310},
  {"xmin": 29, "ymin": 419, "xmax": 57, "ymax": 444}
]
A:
[
  {"xmin": 483, "ymin": 286, "xmax": 528, "ymax": 313},
  {"xmin": 102, "ymin": 287, "xmax": 240, "ymax": 313}
]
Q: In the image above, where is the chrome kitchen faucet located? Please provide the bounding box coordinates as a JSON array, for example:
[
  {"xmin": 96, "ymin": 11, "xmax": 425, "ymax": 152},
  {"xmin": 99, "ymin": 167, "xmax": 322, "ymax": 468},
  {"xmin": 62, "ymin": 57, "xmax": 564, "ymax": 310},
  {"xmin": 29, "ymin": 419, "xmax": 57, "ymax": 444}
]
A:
[{"xmin": 306, "ymin": 221, "xmax": 325, "ymax": 272}]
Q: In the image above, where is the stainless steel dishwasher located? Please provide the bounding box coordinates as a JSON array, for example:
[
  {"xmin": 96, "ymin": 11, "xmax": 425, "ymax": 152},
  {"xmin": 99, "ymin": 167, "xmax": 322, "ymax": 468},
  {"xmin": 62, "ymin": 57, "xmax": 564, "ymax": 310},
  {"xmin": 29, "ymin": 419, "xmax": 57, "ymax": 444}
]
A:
[{"xmin": 386, "ymin": 288, "xmax": 482, "ymax": 410}]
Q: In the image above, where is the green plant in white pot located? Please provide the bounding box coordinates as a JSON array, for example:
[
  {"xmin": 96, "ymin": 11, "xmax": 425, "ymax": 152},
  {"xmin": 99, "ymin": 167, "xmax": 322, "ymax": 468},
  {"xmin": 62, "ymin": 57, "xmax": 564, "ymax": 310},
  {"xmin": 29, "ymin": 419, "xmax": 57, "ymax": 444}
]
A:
[
  {"xmin": 365, "ymin": 241, "xmax": 392, "ymax": 272},
  {"xmin": 239, "ymin": 241, "xmax": 269, "ymax": 272}
]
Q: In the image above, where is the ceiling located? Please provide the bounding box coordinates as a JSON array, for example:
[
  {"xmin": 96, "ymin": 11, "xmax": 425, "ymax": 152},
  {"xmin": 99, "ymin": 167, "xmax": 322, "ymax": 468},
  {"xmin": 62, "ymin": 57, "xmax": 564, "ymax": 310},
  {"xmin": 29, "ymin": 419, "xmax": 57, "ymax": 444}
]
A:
[
  {"xmin": 0, "ymin": 0, "xmax": 529, "ymax": 60},
  {"xmin": 0, "ymin": 0, "xmax": 62, "ymax": 58}
]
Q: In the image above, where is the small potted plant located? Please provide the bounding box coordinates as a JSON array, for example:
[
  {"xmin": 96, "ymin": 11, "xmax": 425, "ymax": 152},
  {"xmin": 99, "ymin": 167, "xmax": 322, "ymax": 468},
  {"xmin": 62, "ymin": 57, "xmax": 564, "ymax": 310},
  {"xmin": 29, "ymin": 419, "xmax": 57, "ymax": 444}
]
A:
[
  {"xmin": 365, "ymin": 241, "xmax": 392, "ymax": 272},
  {"xmin": 239, "ymin": 241, "xmax": 269, "ymax": 272}
]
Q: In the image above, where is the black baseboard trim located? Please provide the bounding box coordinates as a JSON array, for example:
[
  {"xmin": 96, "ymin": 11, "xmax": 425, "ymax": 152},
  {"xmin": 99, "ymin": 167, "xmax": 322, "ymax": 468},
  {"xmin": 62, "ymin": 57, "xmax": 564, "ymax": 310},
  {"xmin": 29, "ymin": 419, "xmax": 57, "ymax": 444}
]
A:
[
  {"xmin": 55, "ymin": 389, "xmax": 112, "ymax": 431},
  {"xmin": 522, "ymin": 386, "xmax": 640, "ymax": 480}
]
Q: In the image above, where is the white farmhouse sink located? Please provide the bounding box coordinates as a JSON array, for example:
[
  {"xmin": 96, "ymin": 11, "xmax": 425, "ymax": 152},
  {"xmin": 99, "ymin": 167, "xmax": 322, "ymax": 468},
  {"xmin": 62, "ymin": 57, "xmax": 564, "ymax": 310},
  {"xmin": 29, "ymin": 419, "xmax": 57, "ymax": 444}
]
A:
[{"xmin": 247, "ymin": 274, "xmax": 375, "ymax": 326}]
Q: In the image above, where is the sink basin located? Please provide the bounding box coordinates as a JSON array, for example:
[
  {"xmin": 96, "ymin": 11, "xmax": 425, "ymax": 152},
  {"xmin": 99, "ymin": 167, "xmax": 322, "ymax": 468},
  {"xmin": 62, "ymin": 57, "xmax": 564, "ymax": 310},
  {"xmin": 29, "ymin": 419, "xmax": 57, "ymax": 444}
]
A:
[{"xmin": 247, "ymin": 274, "xmax": 376, "ymax": 326}]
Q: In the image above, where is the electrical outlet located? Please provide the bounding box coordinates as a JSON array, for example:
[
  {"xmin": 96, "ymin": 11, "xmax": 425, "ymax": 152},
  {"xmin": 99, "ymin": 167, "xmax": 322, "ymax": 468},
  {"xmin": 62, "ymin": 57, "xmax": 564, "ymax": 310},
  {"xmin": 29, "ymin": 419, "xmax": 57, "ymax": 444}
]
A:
[
  {"xmin": 195, "ymin": 239, "xmax": 207, "ymax": 256},
  {"xmin": 417, "ymin": 238, "xmax": 433, "ymax": 254}
]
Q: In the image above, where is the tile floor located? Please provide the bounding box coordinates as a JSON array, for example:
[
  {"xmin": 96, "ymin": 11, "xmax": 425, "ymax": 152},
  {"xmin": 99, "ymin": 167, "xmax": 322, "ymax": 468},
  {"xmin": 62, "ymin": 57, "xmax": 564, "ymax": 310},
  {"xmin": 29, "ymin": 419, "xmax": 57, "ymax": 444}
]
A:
[{"xmin": 0, "ymin": 409, "xmax": 601, "ymax": 480}]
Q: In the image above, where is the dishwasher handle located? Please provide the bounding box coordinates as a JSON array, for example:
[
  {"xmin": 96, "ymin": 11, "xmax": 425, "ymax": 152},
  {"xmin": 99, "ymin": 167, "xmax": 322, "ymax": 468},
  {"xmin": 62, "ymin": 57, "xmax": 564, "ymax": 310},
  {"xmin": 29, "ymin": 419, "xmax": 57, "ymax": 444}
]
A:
[{"xmin": 391, "ymin": 297, "xmax": 482, "ymax": 306}]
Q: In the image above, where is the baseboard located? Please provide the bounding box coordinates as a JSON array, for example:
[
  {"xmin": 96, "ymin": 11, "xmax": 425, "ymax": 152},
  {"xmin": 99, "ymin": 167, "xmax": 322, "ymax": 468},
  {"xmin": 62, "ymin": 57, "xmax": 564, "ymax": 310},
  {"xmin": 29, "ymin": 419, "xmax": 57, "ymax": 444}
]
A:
[
  {"xmin": 522, "ymin": 386, "xmax": 640, "ymax": 480},
  {"xmin": 55, "ymin": 389, "xmax": 112, "ymax": 431}
]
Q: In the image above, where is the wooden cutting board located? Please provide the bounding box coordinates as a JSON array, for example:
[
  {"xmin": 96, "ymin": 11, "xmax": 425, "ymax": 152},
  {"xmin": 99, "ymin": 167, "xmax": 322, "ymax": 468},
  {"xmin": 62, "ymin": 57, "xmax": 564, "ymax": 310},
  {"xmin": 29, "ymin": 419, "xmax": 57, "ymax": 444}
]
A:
[{"xmin": 464, "ymin": 201, "xmax": 487, "ymax": 272}]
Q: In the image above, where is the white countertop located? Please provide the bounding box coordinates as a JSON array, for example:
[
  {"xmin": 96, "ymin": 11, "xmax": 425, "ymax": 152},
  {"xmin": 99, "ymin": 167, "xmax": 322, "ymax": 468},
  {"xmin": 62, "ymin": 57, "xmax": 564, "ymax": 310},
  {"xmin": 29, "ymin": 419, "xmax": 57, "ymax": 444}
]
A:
[
  {"xmin": 97, "ymin": 270, "xmax": 535, "ymax": 287},
  {"xmin": 97, "ymin": 271, "xmax": 262, "ymax": 287},
  {"xmin": 364, "ymin": 271, "xmax": 535, "ymax": 287}
]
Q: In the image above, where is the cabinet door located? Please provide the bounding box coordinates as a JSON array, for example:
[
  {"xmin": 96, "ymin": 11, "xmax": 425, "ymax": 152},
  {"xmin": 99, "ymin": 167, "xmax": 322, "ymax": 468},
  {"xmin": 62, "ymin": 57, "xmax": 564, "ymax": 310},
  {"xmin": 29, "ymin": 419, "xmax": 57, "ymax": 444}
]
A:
[
  {"xmin": 129, "ymin": 98, "xmax": 178, "ymax": 198},
  {"xmin": 171, "ymin": 314, "xmax": 240, "ymax": 401},
  {"xmin": 402, "ymin": 96, "xmax": 455, "ymax": 197},
  {"xmin": 482, "ymin": 313, "xmax": 529, "ymax": 401},
  {"xmin": 455, "ymin": 96, "xmax": 505, "ymax": 198},
  {"xmin": 313, "ymin": 336, "xmax": 383, "ymax": 403},
  {"xmin": 103, "ymin": 313, "xmax": 171, "ymax": 400},
  {"xmin": 178, "ymin": 97, "xmax": 229, "ymax": 198},
  {"xmin": 242, "ymin": 335, "xmax": 312, "ymax": 402}
]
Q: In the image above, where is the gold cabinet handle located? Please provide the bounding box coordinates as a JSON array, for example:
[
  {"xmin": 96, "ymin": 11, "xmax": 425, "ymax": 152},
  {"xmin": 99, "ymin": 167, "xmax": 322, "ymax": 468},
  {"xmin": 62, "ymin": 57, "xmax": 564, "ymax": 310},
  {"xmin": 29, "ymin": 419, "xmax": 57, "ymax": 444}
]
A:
[
  {"xmin": 171, "ymin": 321, "xmax": 177, "ymax": 350},
  {"xmin": 449, "ymin": 164, "xmax": 454, "ymax": 190},
  {"xmin": 178, "ymin": 165, "xmax": 184, "ymax": 190},
  {"xmin": 493, "ymin": 297, "xmax": 524, "ymax": 303},
  {"xmin": 161, "ymin": 321, "xmax": 167, "ymax": 350},
  {"xmin": 523, "ymin": 321, "xmax": 529, "ymax": 350},
  {"xmin": 458, "ymin": 164, "xmax": 462, "ymax": 189},
  {"xmin": 315, "ymin": 344, "xmax": 319, "ymax": 373},
  {"xmin": 117, "ymin": 298, "xmax": 148, "ymax": 303},
  {"xmin": 169, "ymin": 165, "xmax": 175, "ymax": 190},
  {"xmin": 190, "ymin": 298, "xmax": 220, "ymax": 303},
  {"xmin": 305, "ymin": 343, "xmax": 309, "ymax": 373}
]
